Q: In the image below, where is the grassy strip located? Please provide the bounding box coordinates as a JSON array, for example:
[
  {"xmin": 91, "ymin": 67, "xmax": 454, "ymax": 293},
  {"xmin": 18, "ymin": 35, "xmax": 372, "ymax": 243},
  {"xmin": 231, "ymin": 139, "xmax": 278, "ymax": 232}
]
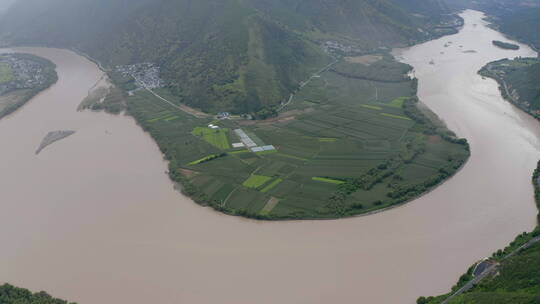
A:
[
  {"xmin": 389, "ymin": 96, "xmax": 409, "ymax": 108},
  {"xmin": 148, "ymin": 115, "xmax": 171, "ymax": 123},
  {"xmin": 243, "ymin": 175, "xmax": 273, "ymax": 189},
  {"xmin": 381, "ymin": 113, "xmax": 412, "ymax": 120},
  {"xmin": 276, "ymin": 153, "xmax": 309, "ymax": 161},
  {"xmin": 164, "ymin": 116, "xmax": 179, "ymax": 121},
  {"xmin": 261, "ymin": 178, "xmax": 283, "ymax": 193},
  {"xmin": 361, "ymin": 104, "xmax": 382, "ymax": 110},
  {"xmin": 188, "ymin": 154, "xmax": 225, "ymax": 165},
  {"xmin": 312, "ymin": 177, "xmax": 346, "ymax": 184},
  {"xmin": 319, "ymin": 138, "xmax": 338, "ymax": 142}
]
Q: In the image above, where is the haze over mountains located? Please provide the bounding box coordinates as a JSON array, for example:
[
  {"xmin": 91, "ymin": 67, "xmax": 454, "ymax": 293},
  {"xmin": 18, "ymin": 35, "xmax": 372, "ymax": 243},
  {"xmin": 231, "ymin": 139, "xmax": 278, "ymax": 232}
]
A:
[{"xmin": 0, "ymin": 0, "xmax": 452, "ymax": 114}]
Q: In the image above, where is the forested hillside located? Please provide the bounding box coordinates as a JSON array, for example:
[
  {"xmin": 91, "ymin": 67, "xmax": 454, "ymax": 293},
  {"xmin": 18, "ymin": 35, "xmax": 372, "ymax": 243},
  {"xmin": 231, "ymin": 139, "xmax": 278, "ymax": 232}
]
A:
[
  {"xmin": 0, "ymin": 0, "xmax": 451, "ymax": 114},
  {"xmin": 453, "ymin": 0, "xmax": 540, "ymax": 50},
  {"xmin": 495, "ymin": 8, "xmax": 540, "ymax": 51}
]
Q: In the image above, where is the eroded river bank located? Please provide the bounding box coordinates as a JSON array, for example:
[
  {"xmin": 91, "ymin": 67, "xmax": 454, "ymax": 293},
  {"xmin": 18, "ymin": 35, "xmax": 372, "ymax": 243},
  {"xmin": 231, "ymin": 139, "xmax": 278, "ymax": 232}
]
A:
[{"xmin": 0, "ymin": 10, "xmax": 539, "ymax": 304}]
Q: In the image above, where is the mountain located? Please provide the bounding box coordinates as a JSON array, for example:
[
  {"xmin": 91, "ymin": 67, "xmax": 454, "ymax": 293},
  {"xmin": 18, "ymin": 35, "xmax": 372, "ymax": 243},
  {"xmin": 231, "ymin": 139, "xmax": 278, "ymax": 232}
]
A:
[
  {"xmin": 449, "ymin": 0, "xmax": 540, "ymax": 50},
  {"xmin": 494, "ymin": 8, "xmax": 540, "ymax": 50},
  {"xmin": 0, "ymin": 0, "xmax": 451, "ymax": 114}
]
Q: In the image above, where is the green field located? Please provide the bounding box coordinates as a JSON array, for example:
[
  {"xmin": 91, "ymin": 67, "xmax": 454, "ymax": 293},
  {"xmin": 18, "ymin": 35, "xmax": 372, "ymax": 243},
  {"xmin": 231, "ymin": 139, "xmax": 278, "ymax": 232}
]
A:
[
  {"xmin": 261, "ymin": 178, "xmax": 283, "ymax": 193},
  {"xmin": 116, "ymin": 56, "xmax": 469, "ymax": 220},
  {"xmin": 192, "ymin": 127, "xmax": 230, "ymax": 150},
  {"xmin": 0, "ymin": 62, "xmax": 14, "ymax": 84},
  {"xmin": 243, "ymin": 175, "xmax": 272, "ymax": 188}
]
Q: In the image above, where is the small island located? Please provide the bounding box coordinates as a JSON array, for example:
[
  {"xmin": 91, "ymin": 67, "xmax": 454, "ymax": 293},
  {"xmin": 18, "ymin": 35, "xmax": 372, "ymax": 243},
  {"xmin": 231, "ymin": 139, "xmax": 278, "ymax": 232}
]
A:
[
  {"xmin": 36, "ymin": 130, "xmax": 76, "ymax": 155},
  {"xmin": 492, "ymin": 40, "xmax": 520, "ymax": 50}
]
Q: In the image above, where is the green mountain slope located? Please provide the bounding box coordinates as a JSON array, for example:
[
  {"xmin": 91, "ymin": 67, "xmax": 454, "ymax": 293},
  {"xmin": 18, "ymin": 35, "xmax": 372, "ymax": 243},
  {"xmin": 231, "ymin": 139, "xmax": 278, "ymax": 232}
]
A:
[
  {"xmin": 495, "ymin": 8, "xmax": 540, "ymax": 51},
  {"xmin": 0, "ymin": 0, "xmax": 450, "ymax": 114}
]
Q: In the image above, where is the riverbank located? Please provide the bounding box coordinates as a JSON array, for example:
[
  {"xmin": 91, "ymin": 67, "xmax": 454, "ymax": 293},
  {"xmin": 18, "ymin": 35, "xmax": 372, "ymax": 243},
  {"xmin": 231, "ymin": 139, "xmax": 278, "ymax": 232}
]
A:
[
  {"xmin": 418, "ymin": 161, "xmax": 540, "ymax": 304},
  {"xmin": 479, "ymin": 57, "xmax": 540, "ymax": 120}
]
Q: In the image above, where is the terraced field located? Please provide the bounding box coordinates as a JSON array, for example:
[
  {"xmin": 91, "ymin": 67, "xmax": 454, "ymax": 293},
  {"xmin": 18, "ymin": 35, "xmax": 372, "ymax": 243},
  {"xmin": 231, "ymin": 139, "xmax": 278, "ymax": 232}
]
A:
[{"xmin": 122, "ymin": 56, "xmax": 469, "ymax": 219}]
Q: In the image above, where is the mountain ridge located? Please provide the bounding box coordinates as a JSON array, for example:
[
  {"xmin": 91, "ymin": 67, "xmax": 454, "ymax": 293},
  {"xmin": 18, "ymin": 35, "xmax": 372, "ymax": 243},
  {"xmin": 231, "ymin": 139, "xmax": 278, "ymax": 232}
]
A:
[{"xmin": 0, "ymin": 0, "xmax": 454, "ymax": 114}]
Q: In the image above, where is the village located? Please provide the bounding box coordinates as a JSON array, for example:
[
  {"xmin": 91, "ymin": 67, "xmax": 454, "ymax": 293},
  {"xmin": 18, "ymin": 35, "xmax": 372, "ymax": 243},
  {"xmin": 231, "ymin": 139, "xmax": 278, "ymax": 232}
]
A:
[
  {"xmin": 0, "ymin": 54, "xmax": 49, "ymax": 95},
  {"xmin": 115, "ymin": 62, "xmax": 165, "ymax": 90}
]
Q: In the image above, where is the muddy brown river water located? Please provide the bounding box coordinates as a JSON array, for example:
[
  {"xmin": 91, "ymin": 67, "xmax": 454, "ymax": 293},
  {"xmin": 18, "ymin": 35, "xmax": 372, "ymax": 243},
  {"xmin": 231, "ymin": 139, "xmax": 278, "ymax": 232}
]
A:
[{"xmin": 0, "ymin": 10, "xmax": 538, "ymax": 304}]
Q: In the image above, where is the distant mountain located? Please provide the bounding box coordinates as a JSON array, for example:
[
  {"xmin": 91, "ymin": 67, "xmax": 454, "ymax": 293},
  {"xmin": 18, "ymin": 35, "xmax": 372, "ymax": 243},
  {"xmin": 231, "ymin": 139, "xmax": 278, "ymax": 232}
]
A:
[
  {"xmin": 0, "ymin": 0, "xmax": 451, "ymax": 114},
  {"xmin": 493, "ymin": 8, "xmax": 540, "ymax": 50}
]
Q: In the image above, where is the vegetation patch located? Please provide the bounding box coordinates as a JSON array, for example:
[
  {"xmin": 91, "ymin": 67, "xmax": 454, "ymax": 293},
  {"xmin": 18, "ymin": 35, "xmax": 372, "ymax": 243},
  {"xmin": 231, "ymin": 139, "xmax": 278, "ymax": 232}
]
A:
[
  {"xmin": 492, "ymin": 40, "xmax": 520, "ymax": 50},
  {"xmin": 381, "ymin": 113, "xmax": 412, "ymax": 120},
  {"xmin": 188, "ymin": 154, "xmax": 225, "ymax": 165},
  {"xmin": 0, "ymin": 62, "xmax": 14, "ymax": 84},
  {"xmin": 260, "ymin": 197, "xmax": 280, "ymax": 215},
  {"xmin": 243, "ymin": 175, "xmax": 273, "ymax": 189},
  {"xmin": 312, "ymin": 177, "xmax": 346, "ymax": 184},
  {"xmin": 261, "ymin": 178, "xmax": 283, "ymax": 193},
  {"xmin": 192, "ymin": 127, "xmax": 230, "ymax": 150},
  {"xmin": 389, "ymin": 97, "xmax": 409, "ymax": 108},
  {"xmin": 361, "ymin": 104, "xmax": 382, "ymax": 110},
  {"xmin": 164, "ymin": 116, "xmax": 179, "ymax": 121}
]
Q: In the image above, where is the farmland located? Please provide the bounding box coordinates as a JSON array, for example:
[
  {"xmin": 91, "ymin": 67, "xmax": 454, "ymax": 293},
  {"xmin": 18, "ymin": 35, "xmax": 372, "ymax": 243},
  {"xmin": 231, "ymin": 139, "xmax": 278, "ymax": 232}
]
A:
[{"xmin": 116, "ymin": 55, "xmax": 469, "ymax": 220}]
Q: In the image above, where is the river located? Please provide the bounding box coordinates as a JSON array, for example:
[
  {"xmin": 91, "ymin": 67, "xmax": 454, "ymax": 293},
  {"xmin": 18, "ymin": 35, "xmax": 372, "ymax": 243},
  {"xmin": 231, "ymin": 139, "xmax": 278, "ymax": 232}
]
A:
[{"xmin": 0, "ymin": 10, "xmax": 538, "ymax": 304}]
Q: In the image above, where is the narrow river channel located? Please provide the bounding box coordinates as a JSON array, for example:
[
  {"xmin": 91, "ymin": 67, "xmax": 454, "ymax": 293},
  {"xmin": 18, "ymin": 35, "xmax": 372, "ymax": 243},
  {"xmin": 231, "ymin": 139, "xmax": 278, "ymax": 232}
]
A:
[{"xmin": 0, "ymin": 10, "xmax": 538, "ymax": 304}]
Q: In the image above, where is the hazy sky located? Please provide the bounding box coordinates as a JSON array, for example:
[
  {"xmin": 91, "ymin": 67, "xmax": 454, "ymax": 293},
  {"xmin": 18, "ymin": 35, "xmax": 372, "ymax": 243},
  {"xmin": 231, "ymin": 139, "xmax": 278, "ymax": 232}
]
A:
[{"xmin": 0, "ymin": 0, "xmax": 15, "ymax": 12}]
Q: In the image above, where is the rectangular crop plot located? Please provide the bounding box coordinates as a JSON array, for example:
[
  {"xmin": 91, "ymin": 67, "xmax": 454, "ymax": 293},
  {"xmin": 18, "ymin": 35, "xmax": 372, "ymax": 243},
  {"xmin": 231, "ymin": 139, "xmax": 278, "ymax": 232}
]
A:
[
  {"xmin": 242, "ymin": 175, "xmax": 272, "ymax": 189},
  {"xmin": 261, "ymin": 178, "xmax": 283, "ymax": 193}
]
